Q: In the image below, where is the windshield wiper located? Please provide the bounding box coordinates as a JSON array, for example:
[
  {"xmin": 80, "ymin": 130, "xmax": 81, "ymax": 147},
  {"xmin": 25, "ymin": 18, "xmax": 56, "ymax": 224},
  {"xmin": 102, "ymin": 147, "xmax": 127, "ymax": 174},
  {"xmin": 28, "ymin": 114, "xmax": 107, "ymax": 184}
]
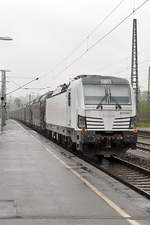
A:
[
  {"xmin": 110, "ymin": 96, "xmax": 122, "ymax": 109},
  {"xmin": 96, "ymin": 96, "xmax": 106, "ymax": 109},
  {"xmin": 108, "ymin": 87, "xmax": 121, "ymax": 109},
  {"xmin": 96, "ymin": 87, "xmax": 107, "ymax": 109}
]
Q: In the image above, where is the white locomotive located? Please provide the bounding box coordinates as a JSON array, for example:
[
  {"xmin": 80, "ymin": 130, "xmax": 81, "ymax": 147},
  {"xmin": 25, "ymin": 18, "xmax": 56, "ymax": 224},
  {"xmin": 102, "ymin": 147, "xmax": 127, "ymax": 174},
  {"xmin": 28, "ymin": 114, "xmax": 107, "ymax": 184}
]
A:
[
  {"xmin": 45, "ymin": 75, "xmax": 137, "ymax": 156},
  {"xmin": 10, "ymin": 75, "xmax": 137, "ymax": 156}
]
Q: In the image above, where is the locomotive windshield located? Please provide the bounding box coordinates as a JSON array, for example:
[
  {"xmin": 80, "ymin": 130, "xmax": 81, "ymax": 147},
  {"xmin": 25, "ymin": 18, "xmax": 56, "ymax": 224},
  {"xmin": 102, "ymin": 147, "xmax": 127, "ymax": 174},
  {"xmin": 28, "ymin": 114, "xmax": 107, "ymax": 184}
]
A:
[{"xmin": 83, "ymin": 84, "xmax": 131, "ymax": 105}]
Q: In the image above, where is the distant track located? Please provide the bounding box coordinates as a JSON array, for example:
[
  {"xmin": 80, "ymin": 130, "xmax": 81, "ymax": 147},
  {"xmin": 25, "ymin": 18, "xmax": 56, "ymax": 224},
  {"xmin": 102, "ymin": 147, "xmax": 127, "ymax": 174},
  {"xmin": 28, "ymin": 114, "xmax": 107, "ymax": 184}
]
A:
[
  {"xmin": 137, "ymin": 130, "xmax": 150, "ymax": 151},
  {"xmin": 136, "ymin": 142, "xmax": 150, "ymax": 152},
  {"xmin": 138, "ymin": 130, "xmax": 150, "ymax": 138}
]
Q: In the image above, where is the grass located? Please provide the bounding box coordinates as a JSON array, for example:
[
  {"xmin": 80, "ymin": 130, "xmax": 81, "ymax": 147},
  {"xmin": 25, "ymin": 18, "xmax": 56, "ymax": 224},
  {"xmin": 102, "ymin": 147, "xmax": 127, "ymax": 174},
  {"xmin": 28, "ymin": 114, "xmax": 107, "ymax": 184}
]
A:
[{"xmin": 137, "ymin": 122, "xmax": 150, "ymax": 128}]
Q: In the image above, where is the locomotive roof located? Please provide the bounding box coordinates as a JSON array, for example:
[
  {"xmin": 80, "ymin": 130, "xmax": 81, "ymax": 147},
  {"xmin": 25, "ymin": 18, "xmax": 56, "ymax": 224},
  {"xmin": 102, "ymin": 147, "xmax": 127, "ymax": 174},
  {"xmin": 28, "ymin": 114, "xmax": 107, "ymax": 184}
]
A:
[
  {"xmin": 32, "ymin": 91, "xmax": 53, "ymax": 103},
  {"xmin": 74, "ymin": 75, "xmax": 129, "ymax": 85},
  {"xmin": 38, "ymin": 75, "xmax": 129, "ymax": 101}
]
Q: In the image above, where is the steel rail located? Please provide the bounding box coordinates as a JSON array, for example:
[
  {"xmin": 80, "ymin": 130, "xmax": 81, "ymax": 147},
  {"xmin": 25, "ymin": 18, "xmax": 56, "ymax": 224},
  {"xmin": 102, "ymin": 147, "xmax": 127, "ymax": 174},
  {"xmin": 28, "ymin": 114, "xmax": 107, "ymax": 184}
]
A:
[
  {"xmin": 136, "ymin": 142, "xmax": 150, "ymax": 152},
  {"xmin": 138, "ymin": 130, "xmax": 150, "ymax": 138},
  {"xmin": 88, "ymin": 156, "xmax": 150, "ymax": 200}
]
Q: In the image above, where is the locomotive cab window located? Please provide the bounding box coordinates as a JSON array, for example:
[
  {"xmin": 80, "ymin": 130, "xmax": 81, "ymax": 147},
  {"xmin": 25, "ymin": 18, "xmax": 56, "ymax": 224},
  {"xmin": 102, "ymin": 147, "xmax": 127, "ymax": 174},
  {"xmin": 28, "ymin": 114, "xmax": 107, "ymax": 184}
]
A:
[
  {"xmin": 84, "ymin": 84, "xmax": 106, "ymax": 105},
  {"xmin": 109, "ymin": 84, "xmax": 131, "ymax": 104},
  {"xmin": 83, "ymin": 83, "xmax": 131, "ymax": 105}
]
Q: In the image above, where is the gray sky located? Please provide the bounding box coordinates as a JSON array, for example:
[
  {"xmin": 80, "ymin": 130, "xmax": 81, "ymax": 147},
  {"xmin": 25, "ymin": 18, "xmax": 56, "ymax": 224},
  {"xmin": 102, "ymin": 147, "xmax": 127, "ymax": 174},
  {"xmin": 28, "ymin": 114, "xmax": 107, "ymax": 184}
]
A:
[{"xmin": 0, "ymin": 0, "xmax": 150, "ymax": 98}]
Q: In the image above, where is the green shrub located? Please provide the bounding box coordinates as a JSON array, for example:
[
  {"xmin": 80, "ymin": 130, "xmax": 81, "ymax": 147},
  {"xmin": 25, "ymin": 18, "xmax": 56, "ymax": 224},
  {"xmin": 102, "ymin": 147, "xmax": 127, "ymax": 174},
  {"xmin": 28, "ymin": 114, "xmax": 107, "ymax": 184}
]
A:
[{"xmin": 139, "ymin": 101, "xmax": 150, "ymax": 123}]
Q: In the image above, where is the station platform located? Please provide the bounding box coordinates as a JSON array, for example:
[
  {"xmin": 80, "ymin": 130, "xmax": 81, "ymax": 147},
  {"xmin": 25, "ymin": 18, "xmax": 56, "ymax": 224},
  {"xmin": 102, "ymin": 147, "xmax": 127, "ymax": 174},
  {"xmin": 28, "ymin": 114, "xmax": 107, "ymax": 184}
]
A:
[{"xmin": 0, "ymin": 120, "xmax": 150, "ymax": 225}]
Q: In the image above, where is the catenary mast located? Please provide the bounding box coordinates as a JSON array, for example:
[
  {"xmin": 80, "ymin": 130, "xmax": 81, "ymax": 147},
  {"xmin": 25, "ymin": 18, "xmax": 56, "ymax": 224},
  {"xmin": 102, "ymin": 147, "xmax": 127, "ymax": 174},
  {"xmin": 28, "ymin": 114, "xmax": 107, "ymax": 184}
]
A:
[
  {"xmin": 131, "ymin": 19, "xmax": 139, "ymax": 118},
  {"xmin": 147, "ymin": 67, "xmax": 150, "ymax": 101}
]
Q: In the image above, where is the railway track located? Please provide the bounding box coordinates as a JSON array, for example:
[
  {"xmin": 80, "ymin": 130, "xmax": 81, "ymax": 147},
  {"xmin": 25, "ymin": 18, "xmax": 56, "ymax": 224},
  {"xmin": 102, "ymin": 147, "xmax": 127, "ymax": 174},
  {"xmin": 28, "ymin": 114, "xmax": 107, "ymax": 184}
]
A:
[
  {"xmin": 136, "ymin": 141, "xmax": 150, "ymax": 152},
  {"xmin": 89, "ymin": 156, "xmax": 150, "ymax": 200},
  {"xmin": 138, "ymin": 130, "xmax": 150, "ymax": 138},
  {"xmin": 137, "ymin": 130, "xmax": 150, "ymax": 151}
]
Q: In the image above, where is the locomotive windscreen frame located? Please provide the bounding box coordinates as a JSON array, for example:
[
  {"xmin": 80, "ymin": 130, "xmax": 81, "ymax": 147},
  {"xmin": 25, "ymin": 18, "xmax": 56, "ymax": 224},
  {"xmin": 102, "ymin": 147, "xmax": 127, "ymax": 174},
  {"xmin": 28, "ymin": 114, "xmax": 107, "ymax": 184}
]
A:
[{"xmin": 82, "ymin": 76, "xmax": 131, "ymax": 106}]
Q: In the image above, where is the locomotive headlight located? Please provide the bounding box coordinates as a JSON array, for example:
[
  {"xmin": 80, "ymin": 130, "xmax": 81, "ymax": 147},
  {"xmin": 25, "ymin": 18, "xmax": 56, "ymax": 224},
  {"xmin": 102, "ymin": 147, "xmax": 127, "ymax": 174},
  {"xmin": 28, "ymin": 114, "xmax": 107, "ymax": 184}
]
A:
[
  {"xmin": 78, "ymin": 115, "xmax": 86, "ymax": 128},
  {"xmin": 129, "ymin": 116, "xmax": 136, "ymax": 129}
]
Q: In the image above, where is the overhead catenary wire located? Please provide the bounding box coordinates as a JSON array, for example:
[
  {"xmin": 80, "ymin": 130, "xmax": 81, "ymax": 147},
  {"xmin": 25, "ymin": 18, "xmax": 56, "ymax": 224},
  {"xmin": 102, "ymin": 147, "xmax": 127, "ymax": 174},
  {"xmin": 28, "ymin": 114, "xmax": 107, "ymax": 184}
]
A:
[
  {"xmin": 97, "ymin": 46, "xmax": 150, "ymax": 73},
  {"xmin": 55, "ymin": 0, "xmax": 150, "ymax": 79},
  {"xmin": 8, "ymin": 46, "xmax": 150, "ymax": 92},
  {"xmin": 7, "ymin": 76, "xmax": 34, "ymax": 79},
  {"xmin": 7, "ymin": 0, "xmax": 150, "ymax": 96},
  {"xmin": 48, "ymin": 0, "xmax": 126, "ymax": 72},
  {"xmin": 40, "ymin": 44, "xmax": 150, "ymax": 90},
  {"xmin": 110, "ymin": 56, "xmax": 150, "ymax": 77},
  {"xmin": 7, "ymin": 46, "xmax": 150, "ymax": 94},
  {"xmin": 10, "ymin": 80, "xmax": 22, "ymax": 88},
  {"xmin": 7, "ymin": 1, "xmax": 126, "ymax": 96},
  {"xmin": 7, "ymin": 77, "xmax": 39, "ymax": 95}
]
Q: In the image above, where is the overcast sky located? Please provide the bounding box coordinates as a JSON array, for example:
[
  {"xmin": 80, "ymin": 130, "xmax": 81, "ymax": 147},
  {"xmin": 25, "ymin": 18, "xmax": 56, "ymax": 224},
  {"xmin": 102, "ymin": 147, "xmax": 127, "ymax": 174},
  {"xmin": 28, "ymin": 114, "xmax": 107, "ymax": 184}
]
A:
[{"xmin": 0, "ymin": 0, "xmax": 150, "ymax": 98}]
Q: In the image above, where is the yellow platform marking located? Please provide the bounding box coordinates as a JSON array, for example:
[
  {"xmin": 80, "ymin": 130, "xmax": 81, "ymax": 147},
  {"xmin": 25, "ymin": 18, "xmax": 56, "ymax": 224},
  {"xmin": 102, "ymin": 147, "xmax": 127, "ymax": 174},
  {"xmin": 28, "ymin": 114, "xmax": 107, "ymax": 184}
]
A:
[{"xmin": 14, "ymin": 120, "xmax": 141, "ymax": 225}]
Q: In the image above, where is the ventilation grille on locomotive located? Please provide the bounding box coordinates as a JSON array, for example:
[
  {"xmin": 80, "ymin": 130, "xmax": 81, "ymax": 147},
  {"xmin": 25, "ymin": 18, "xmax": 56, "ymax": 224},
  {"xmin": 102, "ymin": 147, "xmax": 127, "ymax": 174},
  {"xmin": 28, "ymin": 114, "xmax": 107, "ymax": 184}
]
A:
[
  {"xmin": 112, "ymin": 117, "xmax": 130, "ymax": 130},
  {"xmin": 86, "ymin": 117, "xmax": 104, "ymax": 129}
]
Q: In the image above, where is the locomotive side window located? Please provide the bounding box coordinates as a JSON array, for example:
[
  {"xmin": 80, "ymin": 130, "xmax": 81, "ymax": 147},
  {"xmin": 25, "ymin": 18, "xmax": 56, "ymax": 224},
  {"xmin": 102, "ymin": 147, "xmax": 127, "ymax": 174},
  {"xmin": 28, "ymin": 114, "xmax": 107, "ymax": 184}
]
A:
[{"xmin": 68, "ymin": 92, "xmax": 71, "ymax": 106}]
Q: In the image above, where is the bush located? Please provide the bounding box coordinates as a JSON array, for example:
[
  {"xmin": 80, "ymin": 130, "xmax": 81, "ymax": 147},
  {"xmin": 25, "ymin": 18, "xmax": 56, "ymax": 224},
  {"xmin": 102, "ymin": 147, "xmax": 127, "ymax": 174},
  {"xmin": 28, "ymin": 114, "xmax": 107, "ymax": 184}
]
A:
[{"xmin": 139, "ymin": 101, "xmax": 150, "ymax": 123}]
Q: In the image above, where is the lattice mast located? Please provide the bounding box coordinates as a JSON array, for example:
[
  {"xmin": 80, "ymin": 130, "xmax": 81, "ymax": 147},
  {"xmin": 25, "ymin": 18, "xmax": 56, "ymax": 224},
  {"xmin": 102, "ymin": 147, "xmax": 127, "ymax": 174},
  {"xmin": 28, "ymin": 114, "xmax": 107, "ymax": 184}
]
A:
[
  {"xmin": 131, "ymin": 19, "xmax": 139, "ymax": 115},
  {"xmin": 147, "ymin": 67, "xmax": 150, "ymax": 101}
]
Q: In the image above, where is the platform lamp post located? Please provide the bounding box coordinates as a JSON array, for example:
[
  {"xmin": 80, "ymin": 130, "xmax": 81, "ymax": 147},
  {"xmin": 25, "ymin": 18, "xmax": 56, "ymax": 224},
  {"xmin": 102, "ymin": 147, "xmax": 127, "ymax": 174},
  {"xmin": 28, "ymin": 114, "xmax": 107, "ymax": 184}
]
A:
[
  {"xmin": 1, "ymin": 69, "xmax": 11, "ymax": 132},
  {"xmin": 0, "ymin": 36, "xmax": 13, "ymax": 132},
  {"xmin": 0, "ymin": 36, "xmax": 13, "ymax": 41}
]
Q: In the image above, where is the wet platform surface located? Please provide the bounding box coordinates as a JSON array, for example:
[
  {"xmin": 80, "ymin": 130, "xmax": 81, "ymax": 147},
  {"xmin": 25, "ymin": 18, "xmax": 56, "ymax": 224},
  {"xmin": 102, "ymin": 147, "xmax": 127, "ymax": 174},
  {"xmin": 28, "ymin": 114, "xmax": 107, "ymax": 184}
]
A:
[{"xmin": 0, "ymin": 120, "xmax": 150, "ymax": 225}]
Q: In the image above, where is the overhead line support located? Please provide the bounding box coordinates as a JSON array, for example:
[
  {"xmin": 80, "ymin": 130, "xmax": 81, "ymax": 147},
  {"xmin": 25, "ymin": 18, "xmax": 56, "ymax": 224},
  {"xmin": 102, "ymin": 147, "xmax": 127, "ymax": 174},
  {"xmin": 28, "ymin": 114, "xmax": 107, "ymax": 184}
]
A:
[
  {"xmin": 131, "ymin": 19, "xmax": 139, "ymax": 119},
  {"xmin": 148, "ymin": 67, "xmax": 150, "ymax": 101}
]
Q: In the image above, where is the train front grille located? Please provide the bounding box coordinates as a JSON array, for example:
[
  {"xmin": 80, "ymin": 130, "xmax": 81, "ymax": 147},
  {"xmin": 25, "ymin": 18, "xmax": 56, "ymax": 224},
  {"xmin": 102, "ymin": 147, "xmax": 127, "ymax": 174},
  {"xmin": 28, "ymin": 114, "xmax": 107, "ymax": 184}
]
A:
[
  {"xmin": 112, "ymin": 117, "xmax": 130, "ymax": 130},
  {"xmin": 86, "ymin": 117, "xmax": 104, "ymax": 130}
]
